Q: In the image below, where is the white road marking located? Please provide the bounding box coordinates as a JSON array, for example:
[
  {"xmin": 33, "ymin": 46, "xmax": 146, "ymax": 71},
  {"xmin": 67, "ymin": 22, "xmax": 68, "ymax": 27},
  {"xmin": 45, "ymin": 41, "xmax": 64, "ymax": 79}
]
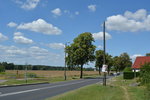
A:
[{"xmin": 0, "ymin": 79, "xmax": 93, "ymax": 97}]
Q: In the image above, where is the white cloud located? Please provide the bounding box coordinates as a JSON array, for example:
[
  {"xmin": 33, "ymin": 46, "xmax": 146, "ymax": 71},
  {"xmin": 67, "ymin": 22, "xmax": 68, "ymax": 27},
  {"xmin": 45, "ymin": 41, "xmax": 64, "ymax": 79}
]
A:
[
  {"xmin": 131, "ymin": 54, "xmax": 143, "ymax": 62},
  {"xmin": 0, "ymin": 33, "xmax": 8, "ymax": 41},
  {"xmin": 124, "ymin": 9, "xmax": 147, "ymax": 20},
  {"xmin": 7, "ymin": 22, "xmax": 18, "ymax": 27},
  {"xmin": 17, "ymin": 19, "xmax": 62, "ymax": 35},
  {"xmin": 13, "ymin": 32, "xmax": 33, "ymax": 44},
  {"xmin": 75, "ymin": 11, "xmax": 79, "ymax": 15},
  {"xmin": 92, "ymin": 32, "xmax": 112, "ymax": 40},
  {"xmin": 47, "ymin": 43, "xmax": 65, "ymax": 49},
  {"xmin": 51, "ymin": 8, "xmax": 62, "ymax": 16},
  {"xmin": 97, "ymin": 45, "xmax": 103, "ymax": 49},
  {"xmin": 0, "ymin": 45, "xmax": 63, "ymax": 65},
  {"xmin": 105, "ymin": 9, "xmax": 150, "ymax": 32},
  {"xmin": 88, "ymin": 5, "xmax": 96, "ymax": 12},
  {"xmin": 15, "ymin": 0, "xmax": 40, "ymax": 10}
]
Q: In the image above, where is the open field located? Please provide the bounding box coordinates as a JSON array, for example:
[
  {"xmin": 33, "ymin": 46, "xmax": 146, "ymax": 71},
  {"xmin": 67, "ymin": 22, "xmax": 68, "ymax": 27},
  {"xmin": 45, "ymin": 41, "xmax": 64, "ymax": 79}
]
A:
[
  {"xmin": 47, "ymin": 76, "xmax": 146, "ymax": 100},
  {"xmin": 6, "ymin": 70, "xmax": 99, "ymax": 78},
  {"xmin": 0, "ymin": 70, "xmax": 100, "ymax": 85}
]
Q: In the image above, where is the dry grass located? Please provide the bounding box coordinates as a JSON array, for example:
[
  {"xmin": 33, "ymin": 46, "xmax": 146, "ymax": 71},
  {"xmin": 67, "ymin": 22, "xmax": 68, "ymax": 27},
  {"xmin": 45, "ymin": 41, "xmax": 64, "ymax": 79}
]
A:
[{"xmin": 6, "ymin": 70, "xmax": 99, "ymax": 78}]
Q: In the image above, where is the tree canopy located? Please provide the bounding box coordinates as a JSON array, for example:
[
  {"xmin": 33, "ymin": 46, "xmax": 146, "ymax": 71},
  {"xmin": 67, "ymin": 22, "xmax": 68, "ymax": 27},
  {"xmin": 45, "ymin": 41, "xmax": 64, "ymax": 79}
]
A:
[
  {"xmin": 66, "ymin": 32, "xmax": 96, "ymax": 78},
  {"xmin": 113, "ymin": 53, "xmax": 132, "ymax": 72},
  {"xmin": 95, "ymin": 50, "xmax": 113, "ymax": 74}
]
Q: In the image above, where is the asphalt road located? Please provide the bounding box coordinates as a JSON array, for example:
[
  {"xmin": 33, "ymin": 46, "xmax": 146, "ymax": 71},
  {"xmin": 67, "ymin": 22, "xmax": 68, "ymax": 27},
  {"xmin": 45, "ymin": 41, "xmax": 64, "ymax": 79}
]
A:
[{"xmin": 0, "ymin": 77, "xmax": 109, "ymax": 100}]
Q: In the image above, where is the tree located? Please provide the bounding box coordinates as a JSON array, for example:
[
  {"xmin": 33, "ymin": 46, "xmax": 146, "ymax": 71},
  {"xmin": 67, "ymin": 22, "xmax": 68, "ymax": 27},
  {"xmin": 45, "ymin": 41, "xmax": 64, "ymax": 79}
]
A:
[
  {"xmin": 95, "ymin": 50, "xmax": 113, "ymax": 75},
  {"xmin": 95, "ymin": 50, "xmax": 104, "ymax": 75},
  {"xmin": 113, "ymin": 53, "xmax": 132, "ymax": 72},
  {"xmin": 119, "ymin": 53, "xmax": 132, "ymax": 71},
  {"xmin": 0, "ymin": 65, "xmax": 5, "ymax": 72},
  {"xmin": 66, "ymin": 32, "xmax": 96, "ymax": 78},
  {"xmin": 146, "ymin": 53, "xmax": 150, "ymax": 56},
  {"xmin": 113, "ymin": 56, "xmax": 121, "ymax": 72}
]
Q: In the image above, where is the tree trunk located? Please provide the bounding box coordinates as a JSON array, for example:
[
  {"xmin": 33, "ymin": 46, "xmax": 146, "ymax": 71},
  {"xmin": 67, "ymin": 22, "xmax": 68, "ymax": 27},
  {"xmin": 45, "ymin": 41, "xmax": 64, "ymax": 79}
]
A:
[
  {"xmin": 99, "ymin": 66, "xmax": 101, "ymax": 75},
  {"xmin": 80, "ymin": 64, "xmax": 83, "ymax": 78},
  {"xmin": 107, "ymin": 66, "xmax": 110, "ymax": 75}
]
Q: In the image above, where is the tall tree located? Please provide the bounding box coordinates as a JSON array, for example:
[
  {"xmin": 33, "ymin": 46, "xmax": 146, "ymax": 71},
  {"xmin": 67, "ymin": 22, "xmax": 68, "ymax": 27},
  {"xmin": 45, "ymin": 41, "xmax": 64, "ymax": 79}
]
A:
[
  {"xmin": 113, "ymin": 53, "xmax": 132, "ymax": 72},
  {"xmin": 95, "ymin": 50, "xmax": 104, "ymax": 75},
  {"xmin": 113, "ymin": 56, "xmax": 121, "ymax": 72},
  {"xmin": 66, "ymin": 32, "xmax": 96, "ymax": 78},
  {"xmin": 119, "ymin": 53, "xmax": 132, "ymax": 71},
  {"xmin": 95, "ymin": 50, "xmax": 113, "ymax": 75}
]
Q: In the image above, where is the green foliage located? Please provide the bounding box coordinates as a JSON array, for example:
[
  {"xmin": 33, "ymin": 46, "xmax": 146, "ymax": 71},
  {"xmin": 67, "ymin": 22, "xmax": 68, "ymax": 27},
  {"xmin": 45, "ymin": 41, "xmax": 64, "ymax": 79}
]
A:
[
  {"xmin": 123, "ymin": 67, "xmax": 132, "ymax": 72},
  {"xmin": 113, "ymin": 56, "xmax": 120, "ymax": 72},
  {"xmin": 123, "ymin": 72, "xmax": 140, "ymax": 79},
  {"xmin": 113, "ymin": 53, "xmax": 132, "ymax": 72},
  {"xmin": 140, "ymin": 63, "xmax": 150, "ymax": 85},
  {"xmin": 0, "ymin": 65, "xmax": 5, "ymax": 72},
  {"xmin": 123, "ymin": 72, "xmax": 134, "ymax": 79},
  {"xmin": 146, "ymin": 53, "xmax": 150, "ymax": 56},
  {"xmin": 66, "ymin": 32, "xmax": 96, "ymax": 78},
  {"xmin": 95, "ymin": 50, "xmax": 113, "ymax": 74}
]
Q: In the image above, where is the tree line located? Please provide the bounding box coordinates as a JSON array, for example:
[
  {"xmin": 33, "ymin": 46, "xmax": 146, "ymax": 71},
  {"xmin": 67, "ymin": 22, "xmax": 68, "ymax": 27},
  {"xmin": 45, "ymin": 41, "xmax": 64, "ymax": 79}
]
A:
[
  {"xmin": 65, "ymin": 32, "xmax": 150, "ymax": 78},
  {"xmin": 0, "ymin": 62, "xmax": 94, "ymax": 72}
]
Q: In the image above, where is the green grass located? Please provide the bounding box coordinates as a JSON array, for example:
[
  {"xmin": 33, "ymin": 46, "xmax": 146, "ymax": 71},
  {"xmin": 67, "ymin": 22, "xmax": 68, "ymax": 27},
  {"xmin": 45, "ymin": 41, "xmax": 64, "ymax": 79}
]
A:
[
  {"xmin": 0, "ymin": 73, "xmax": 100, "ymax": 86},
  {"xmin": 0, "ymin": 79, "xmax": 49, "ymax": 85},
  {"xmin": 46, "ymin": 76, "xmax": 146, "ymax": 100},
  {"xmin": 47, "ymin": 85, "xmax": 124, "ymax": 100}
]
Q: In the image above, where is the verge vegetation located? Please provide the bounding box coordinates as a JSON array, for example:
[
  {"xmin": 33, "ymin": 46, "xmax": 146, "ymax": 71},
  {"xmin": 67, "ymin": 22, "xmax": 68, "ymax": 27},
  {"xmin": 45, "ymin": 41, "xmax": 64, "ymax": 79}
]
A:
[{"xmin": 47, "ymin": 76, "xmax": 146, "ymax": 100}]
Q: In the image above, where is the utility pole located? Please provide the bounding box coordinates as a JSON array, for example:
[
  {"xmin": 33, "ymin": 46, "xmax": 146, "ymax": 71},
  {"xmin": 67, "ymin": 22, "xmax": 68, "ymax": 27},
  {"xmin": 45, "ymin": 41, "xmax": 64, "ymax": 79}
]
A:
[
  {"xmin": 64, "ymin": 42, "xmax": 70, "ymax": 80},
  {"xmin": 25, "ymin": 62, "xmax": 28, "ymax": 84},
  {"xmin": 103, "ymin": 21, "xmax": 107, "ymax": 86}
]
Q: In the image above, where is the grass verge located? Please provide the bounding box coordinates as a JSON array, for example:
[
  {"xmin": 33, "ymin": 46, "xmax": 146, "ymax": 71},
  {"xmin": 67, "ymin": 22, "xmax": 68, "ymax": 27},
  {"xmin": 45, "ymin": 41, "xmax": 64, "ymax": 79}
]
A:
[
  {"xmin": 0, "ymin": 73, "xmax": 100, "ymax": 86},
  {"xmin": 46, "ymin": 76, "xmax": 146, "ymax": 100}
]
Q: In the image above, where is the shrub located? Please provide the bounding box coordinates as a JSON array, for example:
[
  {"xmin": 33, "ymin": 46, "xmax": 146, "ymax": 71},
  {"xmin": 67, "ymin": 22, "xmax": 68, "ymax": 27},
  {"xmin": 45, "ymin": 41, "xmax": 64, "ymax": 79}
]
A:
[
  {"xmin": 123, "ymin": 72, "xmax": 134, "ymax": 79},
  {"xmin": 123, "ymin": 72, "xmax": 140, "ymax": 79},
  {"xmin": 140, "ymin": 63, "xmax": 150, "ymax": 85}
]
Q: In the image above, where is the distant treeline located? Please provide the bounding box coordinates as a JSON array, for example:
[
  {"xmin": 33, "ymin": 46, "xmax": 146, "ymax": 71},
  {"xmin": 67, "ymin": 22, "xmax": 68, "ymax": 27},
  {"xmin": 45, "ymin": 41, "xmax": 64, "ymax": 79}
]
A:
[{"xmin": 0, "ymin": 62, "xmax": 94, "ymax": 71}]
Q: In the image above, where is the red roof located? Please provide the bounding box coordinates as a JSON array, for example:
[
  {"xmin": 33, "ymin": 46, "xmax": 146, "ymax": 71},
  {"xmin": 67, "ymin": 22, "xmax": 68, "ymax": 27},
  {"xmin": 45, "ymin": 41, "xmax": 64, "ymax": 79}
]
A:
[{"xmin": 132, "ymin": 56, "xmax": 150, "ymax": 69}]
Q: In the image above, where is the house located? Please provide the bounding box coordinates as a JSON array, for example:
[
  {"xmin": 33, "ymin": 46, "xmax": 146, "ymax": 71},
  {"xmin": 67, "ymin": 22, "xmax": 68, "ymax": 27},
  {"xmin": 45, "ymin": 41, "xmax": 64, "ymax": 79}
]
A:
[{"xmin": 132, "ymin": 56, "xmax": 150, "ymax": 72}]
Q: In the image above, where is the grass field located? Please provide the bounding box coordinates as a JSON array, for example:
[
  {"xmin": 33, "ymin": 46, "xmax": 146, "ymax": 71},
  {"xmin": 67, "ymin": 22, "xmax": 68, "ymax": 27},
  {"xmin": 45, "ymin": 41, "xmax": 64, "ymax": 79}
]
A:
[
  {"xmin": 6, "ymin": 70, "xmax": 99, "ymax": 78},
  {"xmin": 47, "ymin": 76, "xmax": 146, "ymax": 100},
  {"xmin": 0, "ymin": 70, "xmax": 99, "ymax": 86}
]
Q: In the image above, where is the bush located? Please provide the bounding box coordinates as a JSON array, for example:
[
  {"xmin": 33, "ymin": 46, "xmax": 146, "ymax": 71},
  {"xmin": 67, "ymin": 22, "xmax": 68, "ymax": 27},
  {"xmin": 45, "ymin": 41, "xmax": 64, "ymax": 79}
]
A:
[
  {"xmin": 0, "ymin": 65, "xmax": 5, "ymax": 72},
  {"xmin": 140, "ymin": 63, "xmax": 150, "ymax": 85},
  {"xmin": 123, "ymin": 72, "xmax": 140, "ymax": 79},
  {"xmin": 123, "ymin": 72, "xmax": 134, "ymax": 79}
]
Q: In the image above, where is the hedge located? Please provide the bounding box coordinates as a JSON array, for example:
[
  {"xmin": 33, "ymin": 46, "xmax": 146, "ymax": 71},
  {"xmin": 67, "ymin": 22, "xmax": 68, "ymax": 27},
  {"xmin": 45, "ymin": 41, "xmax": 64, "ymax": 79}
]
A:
[{"xmin": 123, "ymin": 72, "xmax": 140, "ymax": 79}]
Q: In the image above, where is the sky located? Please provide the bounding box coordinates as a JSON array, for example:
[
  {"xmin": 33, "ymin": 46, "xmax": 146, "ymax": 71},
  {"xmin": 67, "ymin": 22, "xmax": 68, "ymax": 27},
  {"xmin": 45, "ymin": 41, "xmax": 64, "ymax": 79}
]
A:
[{"xmin": 0, "ymin": 0, "xmax": 150, "ymax": 67}]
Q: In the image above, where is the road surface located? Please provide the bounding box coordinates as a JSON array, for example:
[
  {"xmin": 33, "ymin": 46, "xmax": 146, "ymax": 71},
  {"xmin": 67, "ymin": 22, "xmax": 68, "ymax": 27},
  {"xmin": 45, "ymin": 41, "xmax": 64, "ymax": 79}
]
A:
[{"xmin": 0, "ymin": 77, "xmax": 109, "ymax": 100}]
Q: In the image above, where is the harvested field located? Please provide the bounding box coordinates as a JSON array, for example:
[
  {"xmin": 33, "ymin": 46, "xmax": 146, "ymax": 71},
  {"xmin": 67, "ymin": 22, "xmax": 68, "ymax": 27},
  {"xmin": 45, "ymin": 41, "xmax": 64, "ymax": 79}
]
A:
[{"xmin": 6, "ymin": 70, "xmax": 99, "ymax": 78}]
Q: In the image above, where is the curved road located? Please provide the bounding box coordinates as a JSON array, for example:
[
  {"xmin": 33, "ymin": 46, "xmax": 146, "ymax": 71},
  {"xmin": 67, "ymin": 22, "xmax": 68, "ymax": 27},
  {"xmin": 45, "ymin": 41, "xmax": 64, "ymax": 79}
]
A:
[{"xmin": 0, "ymin": 77, "xmax": 108, "ymax": 100}]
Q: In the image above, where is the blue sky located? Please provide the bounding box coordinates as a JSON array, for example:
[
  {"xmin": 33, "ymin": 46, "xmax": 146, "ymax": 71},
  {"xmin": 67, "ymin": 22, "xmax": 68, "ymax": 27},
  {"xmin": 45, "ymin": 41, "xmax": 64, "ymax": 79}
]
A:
[{"xmin": 0, "ymin": 0, "xmax": 150, "ymax": 66}]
